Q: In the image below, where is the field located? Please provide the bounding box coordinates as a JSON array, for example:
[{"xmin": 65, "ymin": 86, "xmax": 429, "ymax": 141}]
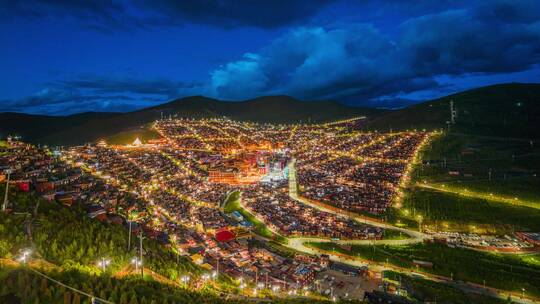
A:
[
  {"xmin": 386, "ymin": 132, "xmax": 540, "ymax": 234},
  {"xmin": 381, "ymin": 229, "xmax": 411, "ymax": 240},
  {"xmin": 388, "ymin": 188, "xmax": 540, "ymax": 234},
  {"xmin": 308, "ymin": 242, "xmax": 540, "ymax": 298},
  {"xmin": 416, "ymin": 133, "xmax": 540, "ymax": 206}
]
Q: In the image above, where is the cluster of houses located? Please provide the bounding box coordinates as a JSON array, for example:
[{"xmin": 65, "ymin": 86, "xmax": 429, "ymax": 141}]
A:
[{"xmin": 296, "ymin": 132, "xmax": 429, "ymax": 214}]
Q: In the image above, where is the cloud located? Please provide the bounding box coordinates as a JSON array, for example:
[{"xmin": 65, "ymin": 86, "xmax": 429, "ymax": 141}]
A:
[
  {"xmin": 56, "ymin": 76, "xmax": 200, "ymax": 99},
  {"xmin": 136, "ymin": 0, "xmax": 336, "ymax": 29},
  {"xmin": 0, "ymin": 76, "xmax": 202, "ymax": 115},
  {"xmin": 400, "ymin": 2, "xmax": 540, "ymax": 75},
  {"xmin": 0, "ymin": 0, "xmax": 132, "ymax": 32},
  {"xmin": 208, "ymin": 0, "xmax": 540, "ymax": 104},
  {"xmin": 0, "ymin": 0, "xmax": 336, "ymax": 31}
]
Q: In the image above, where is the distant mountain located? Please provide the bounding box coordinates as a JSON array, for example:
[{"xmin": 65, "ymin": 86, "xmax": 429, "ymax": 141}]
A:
[
  {"xmin": 0, "ymin": 95, "xmax": 380, "ymax": 145},
  {"xmin": 3, "ymin": 84, "xmax": 539, "ymax": 146},
  {"xmin": 363, "ymin": 83, "xmax": 540, "ymax": 139}
]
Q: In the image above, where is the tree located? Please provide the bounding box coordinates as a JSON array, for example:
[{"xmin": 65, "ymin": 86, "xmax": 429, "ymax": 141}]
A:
[
  {"xmin": 119, "ymin": 293, "xmax": 128, "ymax": 304},
  {"xmin": 63, "ymin": 291, "xmax": 72, "ymax": 304},
  {"xmin": 72, "ymin": 293, "xmax": 81, "ymax": 304},
  {"xmin": 129, "ymin": 294, "xmax": 139, "ymax": 304}
]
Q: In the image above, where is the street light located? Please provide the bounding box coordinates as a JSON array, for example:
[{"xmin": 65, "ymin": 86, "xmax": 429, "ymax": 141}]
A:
[
  {"xmin": 180, "ymin": 275, "xmax": 190, "ymax": 285},
  {"xmin": 17, "ymin": 249, "xmax": 32, "ymax": 264},
  {"xmin": 2, "ymin": 169, "xmax": 12, "ymax": 212},
  {"xmin": 416, "ymin": 214, "xmax": 423, "ymax": 231},
  {"xmin": 96, "ymin": 258, "xmax": 111, "ymax": 271},
  {"xmin": 131, "ymin": 257, "xmax": 142, "ymax": 271}
]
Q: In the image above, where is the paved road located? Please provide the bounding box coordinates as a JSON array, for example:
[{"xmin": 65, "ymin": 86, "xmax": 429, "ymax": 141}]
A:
[
  {"xmin": 287, "ymin": 159, "xmax": 427, "ymax": 244},
  {"xmin": 282, "ymin": 159, "xmax": 539, "ymax": 304}
]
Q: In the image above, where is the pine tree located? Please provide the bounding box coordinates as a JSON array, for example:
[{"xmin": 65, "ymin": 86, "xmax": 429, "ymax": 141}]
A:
[
  {"xmin": 99, "ymin": 290, "xmax": 107, "ymax": 301},
  {"xmin": 40, "ymin": 278, "xmax": 48, "ymax": 293},
  {"xmin": 64, "ymin": 291, "xmax": 72, "ymax": 304},
  {"xmin": 129, "ymin": 294, "xmax": 139, "ymax": 304},
  {"xmin": 119, "ymin": 293, "xmax": 129, "ymax": 304},
  {"xmin": 72, "ymin": 293, "xmax": 81, "ymax": 304}
]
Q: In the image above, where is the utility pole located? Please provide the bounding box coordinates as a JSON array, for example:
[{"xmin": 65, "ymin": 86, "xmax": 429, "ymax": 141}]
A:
[
  {"xmin": 255, "ymin": 267, "xmax": 259, "ymax": 287},
  {"xmin": 450, "ymin": 100, "xmax": 456, "ymax": 125},
  {"xmin": 128, "ymin": 221, "xmax": 132, "ymax": 251},
  {"xmin": 139, "ymin": 230, "xmax": 144, "ymax": 278},
  {"xmin": 3, "ymin": 169, "xmax": 12, "ymax": 212}
]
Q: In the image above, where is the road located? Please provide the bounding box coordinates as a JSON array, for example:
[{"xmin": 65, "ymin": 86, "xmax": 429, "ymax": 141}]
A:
[
  {"xmin": 282, "ymin": 159, "xmax": 539, "ymax": 304},
  {"xmin": 287, "ymin": 159, "xmax": 426, "ymax": 244}
]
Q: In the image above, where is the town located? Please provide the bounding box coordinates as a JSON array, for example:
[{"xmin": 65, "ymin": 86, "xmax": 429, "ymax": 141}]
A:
[{"xmin": 2, "ymin": 118, "xmax": 539, "ymax": 303}]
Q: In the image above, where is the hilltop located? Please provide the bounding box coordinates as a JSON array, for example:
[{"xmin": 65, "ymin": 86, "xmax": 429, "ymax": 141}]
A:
[
  {"xmin": 0, "ymin": 95, "xmax": 379, "ymax": 146},
  {"xmin": 2, "ymin": 83, "xmax": 539, "ymax": 145},
  {"xmin": 364, "ymin": 83, "xmax": 540, "ymax": 139}
]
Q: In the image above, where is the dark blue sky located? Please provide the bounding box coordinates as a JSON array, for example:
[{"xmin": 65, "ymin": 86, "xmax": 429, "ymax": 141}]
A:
[{"xmin": 1, "ymin": 0, "xmax": 539, "ymax": 115}]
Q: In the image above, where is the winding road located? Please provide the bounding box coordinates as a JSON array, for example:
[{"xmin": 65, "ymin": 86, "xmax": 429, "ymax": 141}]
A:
[
  {"xmin": 286, "ymin": 159, "xmax": 427, "ymax": 247},
  {"xmin": 280, "ymin": 159, "xmax": 538, "ymax": 304}
]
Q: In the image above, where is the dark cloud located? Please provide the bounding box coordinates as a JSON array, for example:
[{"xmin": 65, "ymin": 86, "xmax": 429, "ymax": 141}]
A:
[
  {"xmin": 209, "ymin": 0, "xmax": 540, "ymax": 104},
  {"xmin": 0, "ymin": 0, "xmax": 336, "ymax": 31},
  {"xmin": 0, "ymin": 0, "xmax": 132, "ymax": 32},
  {"xmin": 135, "ymin": 0, "xmax": 335, "ymax": 29},
  {"xmin": 0, "ymin": 87, "xmax": 139, "ymax": 113},
  {"xmin": 0, "ymin": 76, "xmax": 200, "ymax": 115},
  {"xmin": 56, "ymin": 76, "xmax": 200, "ymax": 99},
  {"xmin": 400, "ymin": 2, "xmax": 540, "ymax": 75}
]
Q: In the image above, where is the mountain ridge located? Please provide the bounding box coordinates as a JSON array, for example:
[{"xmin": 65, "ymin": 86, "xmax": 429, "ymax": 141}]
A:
[
  {"xmin": 2, "ymin": 83, "xmax": 540, "ymax": 145},
  {"xmin": 0, "ymin": 95, "xmax": 378, "ymax": 145}
]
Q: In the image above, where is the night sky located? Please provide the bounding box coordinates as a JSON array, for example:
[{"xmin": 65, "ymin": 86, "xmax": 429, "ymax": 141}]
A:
[{"xmin": 1, "ymin": 0, "xmax": 540, "ymax": 115}]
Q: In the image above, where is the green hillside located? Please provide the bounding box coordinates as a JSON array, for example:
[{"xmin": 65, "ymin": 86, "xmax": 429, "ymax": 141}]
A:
[
  {"xmin": 0, "ymin": 95, "xmax": 378, "ymax": 146},
  {"xmin": 364, "ymin": 83, "xmax": 540, "ymax": 139}
]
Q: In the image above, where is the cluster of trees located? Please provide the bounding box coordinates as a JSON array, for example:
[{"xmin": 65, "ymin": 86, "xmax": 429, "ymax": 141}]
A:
[
  {"xmin": 0, "ymin": 189, "xmax": 198, "ymax": 278},
  {"xmin": 1, "ymin": 267, "xmax": 333, "ymax": 304}
]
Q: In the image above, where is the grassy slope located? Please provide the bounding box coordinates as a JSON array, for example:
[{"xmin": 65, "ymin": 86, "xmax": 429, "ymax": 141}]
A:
[
  {"xmin": 417, "ymin": 133, "xmax": 540, "ymax": 206},
  {"xmin": 384, "ymin": 131, "xmax": 540, "ymax": 234},
  {"xmin": 364, "ymin": 83, "xmax": 540, "ymax": 139},
  {"xmin": 104, "ymin": 123, "xmax": 161, "ymax": 145},
  {"xmin": 0, "ymin": 188, "xmax": 200, "ymax": 279},
  {"xmin": 391, "ymin": 188, "xmax": 540, "ymax": 234}
]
